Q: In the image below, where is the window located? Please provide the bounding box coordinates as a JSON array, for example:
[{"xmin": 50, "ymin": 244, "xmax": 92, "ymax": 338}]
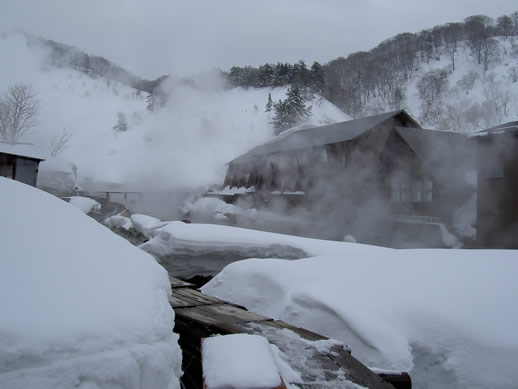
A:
[
  {"xmin": 322, "ymin": 149, "xmax": 328, "ymax": 162},
  {"xmin": 486, "ymin": 164, "xmax": 504, "ymax": 178},
  {"xmin": 0, "ymin": 154, "xmax": 14, "ymax": 178},
  {"xmin": 391, "ymin": 178, "xmax": 401, "ymax": 202},
  {"xmin": 14, "ymin": 158, "xmax": 38, "ymax": 186},
  {"xmin": 298, "ymin": 152, "xmax": 309, "ymax": 165},
  {"xmin": 391, "ymin": 177, "xmax": 433, "ymax": 203},
  {"xmin": 423, "ymin": 180, "xmax": 433, "ymax": 202}
]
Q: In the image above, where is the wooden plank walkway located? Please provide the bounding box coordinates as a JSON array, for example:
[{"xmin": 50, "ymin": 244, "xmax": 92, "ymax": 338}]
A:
[{"xmin": 169, "ymin": 277, "xmax": 410, "ymax": 389}]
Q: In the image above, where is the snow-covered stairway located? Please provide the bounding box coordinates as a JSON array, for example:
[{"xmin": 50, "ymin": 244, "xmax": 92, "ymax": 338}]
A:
[{"xmin": 169, "ymin": 276, "xmax": 410, "ymax": 389}]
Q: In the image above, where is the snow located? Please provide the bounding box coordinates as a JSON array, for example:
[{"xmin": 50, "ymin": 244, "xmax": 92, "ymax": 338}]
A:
[
  {"xmin": 68, "ymin": 196, "xmax": 101, "ymax": 214},
  {"xmin": 149, "ymin": 222, "xmax": 518, "ymax": 389},
  {"xmin": 0, "ymin": 178, "xmax": 182, "ymax": 389},
  {"xmin": 0, "ymin": 33, "xmax": 350, "ymax": 193},
  {"xmin": 202, "ymin": 334, "xmax": 282, "ymax": 389},
  {"xmin": 37, "ymin": 157, "xmax": 79, "ymax": 195},
  {"xmin": 104, "ymin": 215, "xmax": 134, "ymax": 230},
  {"xmin": 130, "ymin": 214, "xmax": 168, "ymax": 238},
  {"xmin": 140, "ymin": 221, "xmax": 309, "ymax": 278},
  {"xmin": 0, "ymin": 142, "xmax": 48, "ymax": 160}
]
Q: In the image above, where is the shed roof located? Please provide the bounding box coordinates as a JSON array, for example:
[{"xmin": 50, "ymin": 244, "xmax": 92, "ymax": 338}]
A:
[
  {"xmin": 470, "ymin": 121, "xmax": 518, "ymax": 137},
  {"xmin": 0, "ymin": 142, "xmax": 47, "ymax": 161},
  {"xmin": 231, "ymin": 110, "xmax": 418, "ymax": 164}
]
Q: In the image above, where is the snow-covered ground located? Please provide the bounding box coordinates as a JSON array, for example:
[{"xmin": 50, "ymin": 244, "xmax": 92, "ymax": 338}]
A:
[
  {"xmin": 128, "ymin": 221, "xmax": 518, "ymax": 389},
  {"xmin": 0, "ymin": 178, "xmax": 182, "ymax": 389}
]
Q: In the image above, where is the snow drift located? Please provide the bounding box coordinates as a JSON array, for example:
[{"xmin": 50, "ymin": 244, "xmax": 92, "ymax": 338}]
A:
[
  {"xmin": 140, "ymin": 221, "xmax": 309, "ymax": 278},
  {"xmin": 0, "ymin": 178, "xmax": 182, "ymax": 389},
  {"xmin": 173, "ymin": 222, "xmax": 518, "ymax": 389}
]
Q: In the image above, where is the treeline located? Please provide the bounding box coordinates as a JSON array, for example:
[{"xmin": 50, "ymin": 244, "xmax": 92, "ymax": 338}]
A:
[
  {"xmin": 324, "ymin": 12, "xmax": 518, "ymax": 118},
  {"xmin": 225, "ymin": 60, "xmax": 325, "ymax": 93}
]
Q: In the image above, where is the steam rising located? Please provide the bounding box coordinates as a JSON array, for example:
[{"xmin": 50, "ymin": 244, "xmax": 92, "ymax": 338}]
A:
[{"xmin": 0, "ymin": 33, "xmax": 348, "ymax": 195}]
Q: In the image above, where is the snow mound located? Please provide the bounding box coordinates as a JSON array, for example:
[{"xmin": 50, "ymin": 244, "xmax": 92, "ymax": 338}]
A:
[
  {"xmin": 68, "ymin": 196, "xmax": 101, "ymax": 214},
  {"xmin": 139, "ymin": 221, "xmax": 309, "ymax": 278},
  {"xmin": 131, "ymin": 214, "xmax": 168, "ymax": 238},
  {"xmin": 104, "ymin": 215, "xmax": 133, "ymax": 230},
  {"xmin": 37, "ymin": 157, "xmax": 78, "ymax": 195},
  {"xmin": 0, "ymin": 178, "xmax": 182, "ymax": 389},
  {"xmin": 194, "ymin": 223, "xmax": 518, "ymax": 389},
  {"xmin": 202, "ymin": 334, "xmax": 282, "ymax": 389}
]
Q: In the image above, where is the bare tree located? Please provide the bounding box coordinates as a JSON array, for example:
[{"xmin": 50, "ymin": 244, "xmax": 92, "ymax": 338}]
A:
[
  {"xmin": 481, "ymin": 38, "xmax": 500, "ymax": 72},
  {"xmin": 417, "ymin": 69, "xmax": 449, "ymax": 125},
  {"xmin": 456, "ymin": 71, "xmax": 479, "ymax": 95},
  {"xmin": 0, "ymin": 84, "xmax": 39, "ymax": 144},
  {"xmin": 50, "ymin": 128, "xmax": 73, "ymax": 157}
]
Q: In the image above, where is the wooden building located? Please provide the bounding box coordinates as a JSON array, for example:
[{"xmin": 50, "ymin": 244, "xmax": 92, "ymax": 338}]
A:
[
  {"xmin": 0, "ymin": 143, "xmax": 45, "ymax": 187},
  {"xmin": 474, "ymin": 122, "xmax": 518, "ymax": 248},
  {"xmin": 221, "ymin": 111, "xmax": 475, "ymax": 247}
]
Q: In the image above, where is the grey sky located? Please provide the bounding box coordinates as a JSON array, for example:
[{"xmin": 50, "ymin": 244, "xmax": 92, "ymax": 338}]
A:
[{"xmin": 1, "ymin": 0, "xmax": 516, "ymax": 79}]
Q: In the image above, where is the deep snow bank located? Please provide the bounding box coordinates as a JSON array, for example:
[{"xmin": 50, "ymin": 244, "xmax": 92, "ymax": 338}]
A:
[
  {"xmin": 0, "ymin": 178, "xmax": 182, "ymax": 389},
  {"xmin": 193, "ymin": 223, "xmax": 518, "ymax": 389},
  {"xmin": 139, "ymin": 221, "xmax": 310, "ymax": 278}
]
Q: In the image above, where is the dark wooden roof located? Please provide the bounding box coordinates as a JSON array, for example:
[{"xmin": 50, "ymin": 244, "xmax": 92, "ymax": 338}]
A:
[{"xmin": 231, "ymin": 110, "xmax": 419, "ymax": 164}]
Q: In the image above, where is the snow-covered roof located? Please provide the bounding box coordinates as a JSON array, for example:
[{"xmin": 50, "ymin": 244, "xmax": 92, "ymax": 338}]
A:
[
  {"xmin": 469, "ymin": 121, "xmax": 518, "ymax": 138},
  {"xmin": 0, "ymin": 142, "xmax": 47, "ymax": 160},
  {"xmin": 230, "ymin": 110, "xmax": 419, "ymax": 163}
]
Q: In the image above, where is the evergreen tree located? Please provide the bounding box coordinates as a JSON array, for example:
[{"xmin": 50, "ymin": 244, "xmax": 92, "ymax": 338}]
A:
[
  {"xmin": 272, "ymin": 86, "xmax": 312, "ymax": 135},
  {"xmin": 265, "ymin": 93, "xmax": 273, "ymax": 113},
  {"xmin": 310, "ymin": 62, "xmax": 325, "ymax": 93}
]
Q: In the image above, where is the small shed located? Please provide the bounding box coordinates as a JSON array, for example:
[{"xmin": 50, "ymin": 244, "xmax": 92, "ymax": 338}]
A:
[{"xmin": 0, "ymin": 142, "xmax": 46, "ymax": 187}]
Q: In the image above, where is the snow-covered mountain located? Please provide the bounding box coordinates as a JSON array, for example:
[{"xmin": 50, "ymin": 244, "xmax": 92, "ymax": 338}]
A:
[
  {"xmin": 0, "ymin": 33, "xmax": 349, "ymax": 192},
  {"xmin": 400, "ymin": 37, "xmax": 518, "ymax": 131},
  {"xmin": 324, "ymin": 35, "xmax": 518, "ymax": 130}
]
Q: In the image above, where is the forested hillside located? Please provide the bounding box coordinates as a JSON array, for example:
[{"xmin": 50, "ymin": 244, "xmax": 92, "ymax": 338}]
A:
[{"xmin": 226, "ymin": 12, "xmax": 518, "ymax": 130}]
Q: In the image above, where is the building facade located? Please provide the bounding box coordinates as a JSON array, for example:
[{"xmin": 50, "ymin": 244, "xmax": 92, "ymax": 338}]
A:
[{"xmin": 219, "ymin": 111, "xmax": 475, "ymax": 247}]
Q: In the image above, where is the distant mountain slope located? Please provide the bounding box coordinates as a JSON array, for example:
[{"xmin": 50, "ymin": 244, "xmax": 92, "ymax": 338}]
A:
[
  {"xmin": 321, "ymin": 12, "xmax": 518, "ymax": 129},
  {"xmin": 22, "ymin": 32, "xmax": 165, "ymax": 94},
  {"xmin": 225, "ymin": 12, "xmax": 518, "ymax": 131}
]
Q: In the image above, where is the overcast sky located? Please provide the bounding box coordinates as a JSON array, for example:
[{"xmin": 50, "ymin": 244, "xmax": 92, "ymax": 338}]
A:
[{"xmin": 1, "ymin": 0, "xmax": 516, "ymax": 79}]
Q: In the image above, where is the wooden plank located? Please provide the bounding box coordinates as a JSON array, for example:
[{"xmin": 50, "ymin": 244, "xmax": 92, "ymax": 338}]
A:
[
  {"xmin": 174, "ymin": 288, "xmax": 223, "ymax": 306},
  {"xmin": 169, "ymin": 290, "xmax": 221, "ymax": 308},
  {"xmin": 175, "ymin": 304, "xmax": 271, "ymax": 327},
  {"xmin": 169, "ymin": 276, "xmax": 196, "ymax": 289}
]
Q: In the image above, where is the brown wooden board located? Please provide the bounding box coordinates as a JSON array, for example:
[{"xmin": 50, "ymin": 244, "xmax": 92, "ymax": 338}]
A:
[
  {"xmin": 173, "ymin": 288, "xmax": 223, "ymax": 306},
  {"xmin": 175, "ymin": 304, "xmax": 271, "ymax": 327}
]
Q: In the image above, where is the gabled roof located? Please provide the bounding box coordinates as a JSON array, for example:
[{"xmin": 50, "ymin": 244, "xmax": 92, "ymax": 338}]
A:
[
  {"xmin": 0, "ymin": 142, "xmax": 47, "ymax": 161},
  {"xmin": 231, "ymin": 110, "xmax": 419, "ymax": 164}
]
